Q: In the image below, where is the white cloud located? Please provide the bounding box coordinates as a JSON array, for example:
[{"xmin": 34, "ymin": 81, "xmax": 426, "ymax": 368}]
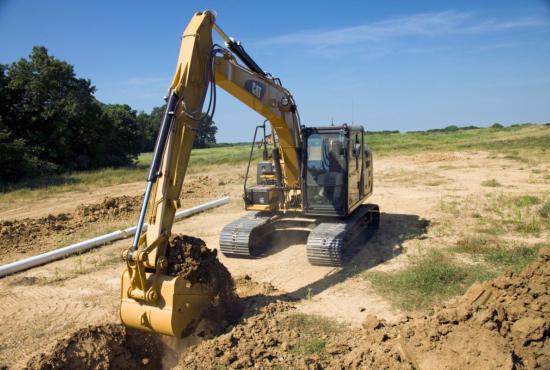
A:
[{"xmin": 256, "ymin": 10, "xmax": 548, "ymax": 51}]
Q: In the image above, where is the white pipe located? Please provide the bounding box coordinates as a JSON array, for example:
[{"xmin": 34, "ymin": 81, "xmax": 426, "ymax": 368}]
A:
[{"xmin": 0, "ymin": 196, "xmax": 230, "ymax": 277}]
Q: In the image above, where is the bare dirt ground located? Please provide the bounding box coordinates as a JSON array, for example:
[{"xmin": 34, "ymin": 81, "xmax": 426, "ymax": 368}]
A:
[
  {"xmin": 0, "ymin": 174, "xmax": 227, "ymax": 264},
  {"xmin": 0, "ymin": 151, "xmax": 548, "ymax": 368}
]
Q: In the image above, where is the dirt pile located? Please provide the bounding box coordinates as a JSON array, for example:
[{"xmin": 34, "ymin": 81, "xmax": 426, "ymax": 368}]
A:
[
  {"xmin": 26, "ymin": 324, "xmax": 162, "ymax": 370},
  {"xmin": 0, "ymin": 196, "xmax": 142, "ymax": 262},
  {"xmin": 181, "ymin": 175, "xmax": 224, "ymax": 198},
  {"xmin": 75, "ymin": 196, "xmax": 141, "ymax": 222},
  {"xmin": 181, "ymin": 248, "xmax": 549, "ymax": 369},
  {"xmin": 393, "ymin": 246, "xmax": 550, "ymax": 369},
  {"xmin": 166, "ymin": 235, "xmax": 243, "ymax": 337}
]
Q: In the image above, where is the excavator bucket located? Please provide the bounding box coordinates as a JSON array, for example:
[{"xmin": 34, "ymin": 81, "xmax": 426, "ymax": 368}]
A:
[{"xmin": 120, "ymin": 269, "xmax": 214, "ymax": 337}]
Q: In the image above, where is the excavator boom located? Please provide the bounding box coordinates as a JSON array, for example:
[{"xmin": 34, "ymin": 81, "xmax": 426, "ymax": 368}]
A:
[{"xmin": 120, "ymin": 10, "xmax": 303, "ymax": 336}]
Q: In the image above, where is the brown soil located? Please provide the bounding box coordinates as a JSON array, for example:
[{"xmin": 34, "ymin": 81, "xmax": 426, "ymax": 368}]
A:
[
  {"xmin": 24, "ymin": 241, "xmax": 283, "ymax": 370},
  {"xmin": 166, "ymin": 235, "xmax": 243, "ymax": 337},
  {"xmin": 26, "ymin": 249, "xmax": 548, "ymax": 369},
  {"xmin": 0, "ymin": 175, "xmax": 224, "ymax": 265},
  {"xmin": 393, "ymin": 247, "xmax": 550, "ymax": 370},
  {"xmin": 26, "ymin": 324, "xmax": 163, "ymax": 370},
  {"xmin": 179, "ymin": 248, "xmax": 550, "ymax": 369},
  {"xmin": 0, "ymin": 196, "xmax": 142, "ymax": 263}
]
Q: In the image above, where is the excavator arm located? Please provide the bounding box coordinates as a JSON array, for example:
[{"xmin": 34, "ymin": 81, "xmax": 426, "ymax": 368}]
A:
[{"xmin": 121, "ymin": 10, "xmax": 302, "ymax": 336}]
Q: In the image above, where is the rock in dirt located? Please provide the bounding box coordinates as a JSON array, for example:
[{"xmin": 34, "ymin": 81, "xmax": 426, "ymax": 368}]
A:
[{"xmin": 26, "ymin": 324, "xmax": 162, "ymax": 370}]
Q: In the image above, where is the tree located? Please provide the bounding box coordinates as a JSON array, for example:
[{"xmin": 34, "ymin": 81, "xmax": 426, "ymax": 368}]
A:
[
  {"xmin": 3, "ymin": 46, "xmax": 105, "ymax": 171},
  {"xmin": 194, "ymin": 114, "xmax": 217, "ymax": 148},
  {"xmin": 0, "ymin": 46, "xmax": 217, "ymax": 184},
  {"xmin": 0, "ymin": 46, "xmax": 147, "ymax": 183},
  {"xmin": 138, "ymin": 104, "xmax": 217, "ymax": 150},
  {"xmin": 99, "ymin": 104, "xmax": 141, "ymax": 166}
]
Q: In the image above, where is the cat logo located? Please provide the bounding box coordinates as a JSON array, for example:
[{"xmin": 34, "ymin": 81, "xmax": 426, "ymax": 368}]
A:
[{"xmin": 244, "ymin": 80, "xmax": 266, "ymax": 100}]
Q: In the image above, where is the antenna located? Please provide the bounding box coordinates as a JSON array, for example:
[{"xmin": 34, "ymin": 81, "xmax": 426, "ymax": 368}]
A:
[{"xmin": 351, "ymin": 97, "xmax": 355, "ymax": 125}]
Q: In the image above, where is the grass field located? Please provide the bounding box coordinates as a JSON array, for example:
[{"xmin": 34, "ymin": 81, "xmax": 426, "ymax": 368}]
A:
[
  {"xmin": 364, "ymin": 188, "xmax": 549, "ymax": 311},
  {"xmin": 1, "ymin": 123, "xmax": 548, "ymax": 204}
]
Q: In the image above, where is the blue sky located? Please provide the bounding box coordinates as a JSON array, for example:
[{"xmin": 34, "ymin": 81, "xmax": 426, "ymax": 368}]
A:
[{"xmin": 1, "ymin": 0, "xmax": 549, "ymax": 142}]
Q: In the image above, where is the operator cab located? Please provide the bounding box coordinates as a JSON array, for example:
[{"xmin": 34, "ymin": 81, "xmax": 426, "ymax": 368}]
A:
[{"xmin": 302, "ymin": 125, "xmax": 373, "ymax": 217}]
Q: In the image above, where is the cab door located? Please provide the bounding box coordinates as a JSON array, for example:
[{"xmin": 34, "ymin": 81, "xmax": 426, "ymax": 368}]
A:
[{"xmin": 347, "ymin": 131, "xmax": 362, "ymax": 211}]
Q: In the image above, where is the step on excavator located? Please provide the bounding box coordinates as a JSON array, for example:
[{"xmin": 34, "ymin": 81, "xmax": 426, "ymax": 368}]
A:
[{"xmin": 120, "ymin": 10, "xmax": 379, "ymax": 337}]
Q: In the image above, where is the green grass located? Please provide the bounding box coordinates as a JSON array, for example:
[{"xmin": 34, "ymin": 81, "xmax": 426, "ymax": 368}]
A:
[
  {"xmin": 363, "ymin": 250, "xmax": 495, "ymax": 311},
  {"xmin": 539, "ymin": 201, "xmax": 550, "ymax": 219},
  {"xmin": 1, "ymin": 124, "xmax": 548, "ymax": 204},
  {"xmin": 366, "ymin": 123, "xmax": 549, "ymax": 158},
  {"xmin": 483, "ymin": 194, "xmax": 549, "ymax": 235},
  {"xmin": 0, "ymin": 145, "xmax": 257, "ymax": 205},
  {"xmin": 291, "ymin": 339, "xmax": 327, "ymax": 357},
  {"xmin": 484, "ymin": 246, "xmax": 540, "ymax": 272},
  {"xmin": 441, "ymin": 193, "xmax": 549, "ymax": 237},
  {"xmin": 452, "ymin": 235, "xmax": 542, "ymax": 272},
  {"xmin": 512, "ymin": 195, "xmax": 542, "ymax": 207}
]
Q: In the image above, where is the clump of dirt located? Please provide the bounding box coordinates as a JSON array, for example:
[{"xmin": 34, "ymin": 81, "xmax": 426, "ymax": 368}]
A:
[
  {"xmin": 0, "ymin": 196, "xmax": 142, "ymax": 263},
  {"xmin": 166, "ymin": 235, "xmax": 243, "ymax": 337},
  {"xmin": 180, "ymin": 248, "xmax": 549, "ymax": 369},
  {"xmin": 26, "ymin": 324, "xmax": 162, "ymax": 370},
  {"xmin": 177, "ymin": 301, "xmax": 297, "ymax": 370},
  {"xmin": 392, "ymin": 246, "xmax": 550, "ymax": 369},
  {"xmin": 181, "ymin": 175, "xmax": 223, "ymax": 199},
  {"xmin": 75, "ymin": 196, "xmax": 141, "ymax": 222}
]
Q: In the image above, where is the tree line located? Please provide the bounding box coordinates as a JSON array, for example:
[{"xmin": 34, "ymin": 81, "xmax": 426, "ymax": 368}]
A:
[{"xmin": 0, "ymin": 46, "xmax": 217, "ymax": 184}]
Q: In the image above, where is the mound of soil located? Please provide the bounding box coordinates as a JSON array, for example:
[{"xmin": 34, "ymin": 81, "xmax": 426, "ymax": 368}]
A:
[
  {"xmin": 166, "ymin": 235, "xmax": 242, "ymax": 337},
  {"xmin": 392, "ymin": 246, "xmax": 550, "ymax": 370},
  {"xmin": 26, "ymin": 324, "xmax": 162, "ymax": 370},
  {"xmin": 0, "ymin": 196, "xmax": 142, "ymax": 262},
  {"xmin": 180, "ymin": 248, "xmax": 549, "ymax": 369},
  {"xmin": 75, "ymin": 196, "xmax": 141, "ymax": 223}
]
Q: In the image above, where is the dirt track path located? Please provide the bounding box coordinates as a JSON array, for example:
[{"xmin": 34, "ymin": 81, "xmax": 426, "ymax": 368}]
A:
[{"xmin": 0, "ymin": 151, "xmax": 548, "ymax": 367}]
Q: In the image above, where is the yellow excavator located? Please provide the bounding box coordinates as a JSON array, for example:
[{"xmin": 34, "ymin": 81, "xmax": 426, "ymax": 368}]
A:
[{"xmin": 120, "ymin": 10, "xmax": 379, "ymax": 337}]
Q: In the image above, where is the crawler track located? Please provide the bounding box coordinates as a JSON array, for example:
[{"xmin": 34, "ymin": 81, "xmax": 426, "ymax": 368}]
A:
[
  {"xmin": 306, "ymin": 204, "xmax": 380, "ymax": 266},
  {"xmin": 219, "ymin": 212, "xmax": 274, "ymax": 257},
  {"xmin": 220, "ymin": 204, "xmax": 380, "ymax": 266}
]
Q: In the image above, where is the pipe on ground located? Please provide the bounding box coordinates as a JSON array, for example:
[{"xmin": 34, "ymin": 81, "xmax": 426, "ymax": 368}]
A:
[{"xmin": 0, "ymin": 196, "xmax": 230, "ymax": 277}]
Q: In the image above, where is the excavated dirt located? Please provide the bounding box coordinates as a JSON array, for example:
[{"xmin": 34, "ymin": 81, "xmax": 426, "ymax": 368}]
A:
[
  {"xmin": 22, "ymin": 248, "xmax": 549, "ymax": 369},
  {"xmin": 0, "ymin": 176, "xmax": 224, "ymax": 264},
  {"xmin": 180, "ymin": 248, "xmax": 550, "ymax": 369},
  {"xmin": 26, "ymin": 324, "xmax": 163, "ymax": 370},
  {"xmin": 393, "ymin": 246, "xmax": 550, "ymax": 370},
  {"xmin": 166, "ymin": 235, "xmax": 243, "ymax": 337},
  {"xmin": 0, "ymin": 195, "xmax": 142, "ymax": 263},
  {"xmin": 24, "ymin": 239, "xmax": 282, "ymax": 370}
]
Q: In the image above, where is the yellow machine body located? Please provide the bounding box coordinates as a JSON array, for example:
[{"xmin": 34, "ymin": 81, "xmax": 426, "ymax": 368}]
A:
[
  {"xmin": 120, "ymin": 270, "xmax": 213, "ymax": 337},
  {"xmin": 120, "ymin": 9, "xmax": 376, "ymax": 337}
]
